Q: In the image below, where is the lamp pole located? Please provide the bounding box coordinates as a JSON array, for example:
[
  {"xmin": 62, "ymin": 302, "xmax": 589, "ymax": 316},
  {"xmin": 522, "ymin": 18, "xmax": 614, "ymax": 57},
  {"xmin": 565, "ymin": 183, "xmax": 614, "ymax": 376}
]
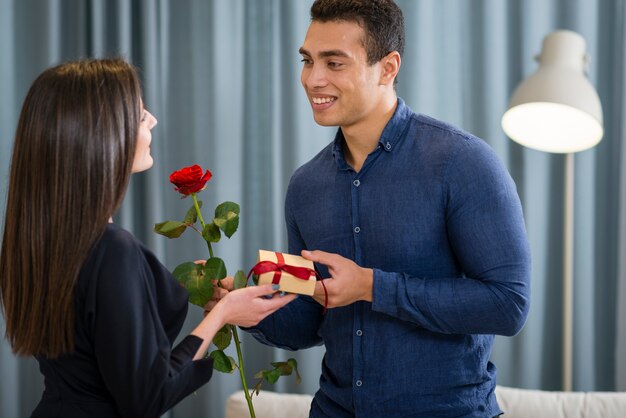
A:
[{"xmin": 563, "ymin": 152, "xmax": 574, "ymax": 392}]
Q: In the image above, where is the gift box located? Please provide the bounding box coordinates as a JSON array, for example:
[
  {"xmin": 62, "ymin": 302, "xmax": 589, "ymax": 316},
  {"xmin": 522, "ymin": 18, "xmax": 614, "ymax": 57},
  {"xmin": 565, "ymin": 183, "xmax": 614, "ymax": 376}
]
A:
[{"xmin": 255, "ymin": 249, "xmax": 316, "ymax": 296}]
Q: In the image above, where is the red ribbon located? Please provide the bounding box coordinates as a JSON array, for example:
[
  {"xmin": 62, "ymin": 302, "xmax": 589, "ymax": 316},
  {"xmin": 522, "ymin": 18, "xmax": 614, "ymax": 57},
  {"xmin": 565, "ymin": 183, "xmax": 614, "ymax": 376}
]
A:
[{"xmin": 247, "ymin": 252, "xmax": 328, "ymax": 313}]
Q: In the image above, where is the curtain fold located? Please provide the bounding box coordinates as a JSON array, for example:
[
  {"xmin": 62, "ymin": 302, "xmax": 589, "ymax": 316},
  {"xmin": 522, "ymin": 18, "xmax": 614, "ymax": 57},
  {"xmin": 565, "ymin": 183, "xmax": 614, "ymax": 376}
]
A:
[
  {"xmin": 1, "ymin": 0, "xmax": 625, "ymax": 416},
  {"xmin": 612, "ymin": 0, "xmax": 626, "ymax": 393}
]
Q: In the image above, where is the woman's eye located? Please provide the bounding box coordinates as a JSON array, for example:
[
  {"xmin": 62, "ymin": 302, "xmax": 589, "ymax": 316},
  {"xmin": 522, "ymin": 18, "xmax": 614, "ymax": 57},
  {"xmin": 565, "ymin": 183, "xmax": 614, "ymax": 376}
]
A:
[{"xmin": 141, "ymin": 112, "xmax": 147, "ymax": 122}]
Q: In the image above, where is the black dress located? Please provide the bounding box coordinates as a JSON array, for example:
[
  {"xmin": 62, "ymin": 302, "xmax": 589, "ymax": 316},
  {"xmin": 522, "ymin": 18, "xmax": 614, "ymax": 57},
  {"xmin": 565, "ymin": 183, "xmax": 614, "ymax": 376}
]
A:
[{"xmin": 31, "ymin": 223, "xmax": 213, "ymax": 417}]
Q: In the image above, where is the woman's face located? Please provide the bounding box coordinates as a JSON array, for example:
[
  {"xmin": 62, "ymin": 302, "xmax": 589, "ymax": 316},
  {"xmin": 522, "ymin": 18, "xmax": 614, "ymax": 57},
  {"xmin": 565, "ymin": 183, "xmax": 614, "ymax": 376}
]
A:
[{"xmin": 131, "ymin": 105, "xmax": 158, "ymax": 173}]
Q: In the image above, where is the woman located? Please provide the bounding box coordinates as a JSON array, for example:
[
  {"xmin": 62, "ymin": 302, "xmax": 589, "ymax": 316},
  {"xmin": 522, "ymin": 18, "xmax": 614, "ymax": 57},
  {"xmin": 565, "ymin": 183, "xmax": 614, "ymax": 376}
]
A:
[{"xmin": 0, "ymin": 58, "xmax": 296, "ymax": 417}]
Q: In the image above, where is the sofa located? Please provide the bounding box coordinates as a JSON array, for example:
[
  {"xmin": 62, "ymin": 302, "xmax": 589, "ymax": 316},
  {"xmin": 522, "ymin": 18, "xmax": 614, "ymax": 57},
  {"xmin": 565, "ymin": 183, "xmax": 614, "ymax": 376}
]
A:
[
  {"xmin": 495, "ymin": 386, "xmax": 626, "ymax": 417},
  {"xmin": 224, "ymin": 386, "xmax": 626, "ymax": 418}
]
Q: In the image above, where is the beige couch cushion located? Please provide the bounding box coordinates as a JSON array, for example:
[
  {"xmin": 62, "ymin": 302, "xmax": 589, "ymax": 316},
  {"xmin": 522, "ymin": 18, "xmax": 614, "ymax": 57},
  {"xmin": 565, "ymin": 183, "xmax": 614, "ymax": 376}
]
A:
[
  {"xmin": 224, "ymin": 386, "xmax": 626, "ymax": 418},
  {"xmin": 495, "ymin": 385, "xmax": 626, "ymax": 418},
  {"xmin": 225, "ymin": 390, "xmax": 312, "ymax": 418}
]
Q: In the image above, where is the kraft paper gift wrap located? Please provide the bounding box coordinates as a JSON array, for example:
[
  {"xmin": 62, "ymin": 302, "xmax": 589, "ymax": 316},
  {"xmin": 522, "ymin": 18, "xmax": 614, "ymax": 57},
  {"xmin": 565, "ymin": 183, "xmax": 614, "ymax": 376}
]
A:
[{"xmin": 255, "ymin": 250, "xmax": 316, "ymax": 296}]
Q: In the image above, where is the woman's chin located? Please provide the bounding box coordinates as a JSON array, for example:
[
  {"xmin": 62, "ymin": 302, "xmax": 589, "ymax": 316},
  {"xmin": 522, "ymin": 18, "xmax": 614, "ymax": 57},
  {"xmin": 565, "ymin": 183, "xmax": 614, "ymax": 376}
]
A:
[{"xmin": 131, "ymin": 156, "xmax": 154, "ymax": 173}]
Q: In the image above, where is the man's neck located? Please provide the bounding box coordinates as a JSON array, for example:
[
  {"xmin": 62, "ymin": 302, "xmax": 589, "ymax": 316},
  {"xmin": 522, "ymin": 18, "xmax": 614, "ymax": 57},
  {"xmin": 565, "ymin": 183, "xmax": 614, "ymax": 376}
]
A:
[{"xmin": 342, "ymin": 96, "xmax": 397, "ymax": 172}]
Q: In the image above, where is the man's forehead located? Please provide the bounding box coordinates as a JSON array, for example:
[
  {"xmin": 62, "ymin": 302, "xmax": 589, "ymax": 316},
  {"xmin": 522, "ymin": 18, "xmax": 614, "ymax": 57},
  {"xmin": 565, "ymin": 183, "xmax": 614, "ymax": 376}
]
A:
[{"xmin": 300, "ymin": 20, "xmax": 366, "ymax": 57}]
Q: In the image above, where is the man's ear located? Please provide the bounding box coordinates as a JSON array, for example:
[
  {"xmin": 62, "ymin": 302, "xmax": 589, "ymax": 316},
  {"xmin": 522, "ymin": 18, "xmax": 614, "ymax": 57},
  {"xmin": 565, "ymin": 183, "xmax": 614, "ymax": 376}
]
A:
[{"xmin": 379, "ymin": 51, "xmax": 401, "ymax": 86}]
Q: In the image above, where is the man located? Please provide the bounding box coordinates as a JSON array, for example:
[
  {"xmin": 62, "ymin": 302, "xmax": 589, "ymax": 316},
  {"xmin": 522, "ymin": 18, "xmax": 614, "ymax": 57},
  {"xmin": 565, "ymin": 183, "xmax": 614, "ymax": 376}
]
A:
[{"xmin": 216, "ymin": 0, "xmax": 531, "ymax": 416}]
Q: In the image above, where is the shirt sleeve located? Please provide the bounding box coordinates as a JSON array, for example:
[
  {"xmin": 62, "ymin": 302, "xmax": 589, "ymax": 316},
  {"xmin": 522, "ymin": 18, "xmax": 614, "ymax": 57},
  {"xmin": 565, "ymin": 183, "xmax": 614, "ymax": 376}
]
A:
[
  {"xmin": 243, "ymin": 181, "xmax": 325, "ymax": 350},
  {"xmin": 372, "ymin": 138, "xmax": 532, "ymax": 336},
  {"xmin": 91, "ymin": 232, "xmax": 213, "ymax": 417}
]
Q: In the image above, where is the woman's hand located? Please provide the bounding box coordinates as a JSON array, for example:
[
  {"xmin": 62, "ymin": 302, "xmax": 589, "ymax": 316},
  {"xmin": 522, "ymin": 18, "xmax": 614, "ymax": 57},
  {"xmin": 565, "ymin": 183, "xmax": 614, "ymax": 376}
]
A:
[
  {"xmin": 214, "ymin": 284, "xmax": 297, "ymax": 328},
  {"xmin": 203, "ymin": 276, "xmax": 234, "ymax": 315},
  {"xmin": 191, "ymin": 284, "xmax": 296, "ymax": 359}
]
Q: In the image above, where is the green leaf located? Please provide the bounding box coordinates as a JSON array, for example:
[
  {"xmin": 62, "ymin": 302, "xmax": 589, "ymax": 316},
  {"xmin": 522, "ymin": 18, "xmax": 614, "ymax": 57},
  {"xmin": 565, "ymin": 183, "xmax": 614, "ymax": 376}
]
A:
[
  {"xmin": 214, "ymin": 201, "xmax": 240, "ymax": 238},
  {"xmin": 154, "ymin": 221, "xmax": 187, "ymax": 238},
  {"xmin": 172, "ymin": 262, "xmax": 214, "ymax": 307},
  {"xmin": 215, "ymin": 201, "xmax": 240, "ymax": 217},
  {"xmin": 183, "ymin": 200, "xmax": 202, "ymax": 224},
  {"xmin": 210, "ymin": 350, "xmax": 236, "ymax": 373},
  {"xmin": 271, "ymin": 361, "xmax": 293, "ymax": 376},
  {"xmin": 212, "ymin": 325, "xmax": 232, "ymax": 350},
  {"xmin": 203, "ymin": 257, "xmax": 227, "ymax": 280},
  {"xmin": 202, "ymin": 222, "xmax": 221, "ymax": 243},
  {"xmin": 262, "ymin": 368, "xmax": 282, "ymax": 384},
  {"xmin": 233, "ymin": 270, "xmax": 247, "ymax": 290},
  {"xmin": 288, "ymin": 358, "xmax": 302, "ymax": 384},
  {"xmin": 253, "ymin": 357, "xmax": 302, "ymax": 388}
]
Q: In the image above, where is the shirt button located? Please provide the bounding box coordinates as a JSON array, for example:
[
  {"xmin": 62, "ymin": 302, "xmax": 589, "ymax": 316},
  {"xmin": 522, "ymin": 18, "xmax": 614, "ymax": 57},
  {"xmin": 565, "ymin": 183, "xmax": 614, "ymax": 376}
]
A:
[
  {"xmin": 356, "ymin": 380, "xmax": 363, "ymax": 387},
  {"xmin": 354, "ymin": 226, "xmax": 360, "ymax": 233},
  {"xmin": 385, "ymin": 142, "xmax": 392, "ymax": 150},
  {"xmin": 356, "ymin": 330, "xmax": 363, "ymax": 336},
  {"xmin": 353, "ymin": 179, "xmax": 360, "ymax": 187}
]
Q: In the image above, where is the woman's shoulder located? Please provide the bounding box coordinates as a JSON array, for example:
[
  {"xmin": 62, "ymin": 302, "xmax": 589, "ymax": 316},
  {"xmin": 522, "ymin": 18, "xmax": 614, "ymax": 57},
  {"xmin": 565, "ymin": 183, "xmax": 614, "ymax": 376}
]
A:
[
  {"xmin": 77, "ymin": 223, "xmax": 181, "ymax": 309},
  {"xmin": 80, "ymin": 223, "xmax": 152, "ymax": 287},
  {"xmin": 91, "ymin": 223, "xmax": 159, "ymax": 266},
  {"xmin": 99, "ymin": 223, "xmax": 142, "ymax": 251}
]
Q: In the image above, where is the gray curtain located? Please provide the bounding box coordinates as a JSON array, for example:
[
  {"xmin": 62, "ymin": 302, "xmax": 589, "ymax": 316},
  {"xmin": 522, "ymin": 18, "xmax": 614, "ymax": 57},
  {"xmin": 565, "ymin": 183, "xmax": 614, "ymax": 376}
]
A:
[{"xmin": 0, "ymin": 0, "xmax": 625, "ymax": 417}]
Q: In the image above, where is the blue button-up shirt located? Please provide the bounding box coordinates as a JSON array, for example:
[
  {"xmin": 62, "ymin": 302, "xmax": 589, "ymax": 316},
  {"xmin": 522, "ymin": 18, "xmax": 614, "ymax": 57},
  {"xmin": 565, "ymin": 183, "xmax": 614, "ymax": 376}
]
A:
[{"xmin": 247, "ymin": 99, "xmax": 531, "ymax": 417}]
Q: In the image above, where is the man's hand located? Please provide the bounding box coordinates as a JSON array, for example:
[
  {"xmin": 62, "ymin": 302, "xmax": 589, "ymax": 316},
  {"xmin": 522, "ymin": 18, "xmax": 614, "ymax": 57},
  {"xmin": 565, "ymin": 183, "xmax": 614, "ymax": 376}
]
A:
[{"xmin": 301, "ymin": 250, "xmax": 373, "ymax": 308}]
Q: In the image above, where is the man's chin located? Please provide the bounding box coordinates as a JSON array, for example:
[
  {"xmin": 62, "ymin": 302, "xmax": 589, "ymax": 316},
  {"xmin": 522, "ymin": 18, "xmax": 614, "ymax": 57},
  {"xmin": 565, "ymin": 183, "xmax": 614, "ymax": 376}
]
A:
[{"xmin": 312, "ymin": 114, "xmax": 338, "ymax": 127}]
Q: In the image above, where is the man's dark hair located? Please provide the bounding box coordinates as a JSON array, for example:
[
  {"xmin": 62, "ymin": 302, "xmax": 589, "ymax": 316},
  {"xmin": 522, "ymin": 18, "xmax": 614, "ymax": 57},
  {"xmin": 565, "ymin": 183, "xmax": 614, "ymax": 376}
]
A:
[{"xmin": 310, "ymin": 0, "xmax": 405, "ymax": 65}]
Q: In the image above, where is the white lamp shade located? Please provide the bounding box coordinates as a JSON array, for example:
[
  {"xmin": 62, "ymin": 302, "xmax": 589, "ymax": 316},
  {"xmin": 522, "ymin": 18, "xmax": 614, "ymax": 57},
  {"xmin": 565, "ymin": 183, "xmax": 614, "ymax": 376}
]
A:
[{"xmin": 501, "ymin": 30, "xmax": 603, "ymax": 153}]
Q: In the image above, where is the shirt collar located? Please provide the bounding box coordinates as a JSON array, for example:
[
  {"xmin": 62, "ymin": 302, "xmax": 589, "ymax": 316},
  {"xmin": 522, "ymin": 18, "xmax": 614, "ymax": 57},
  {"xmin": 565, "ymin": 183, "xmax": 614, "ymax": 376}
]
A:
[
  {"xmin": 377, "ymin": 98, "xmax": 411, "ymax": 152},
  {"xmin": 332, "ymin": 98, "xmax": 411, "ymax": 168}
]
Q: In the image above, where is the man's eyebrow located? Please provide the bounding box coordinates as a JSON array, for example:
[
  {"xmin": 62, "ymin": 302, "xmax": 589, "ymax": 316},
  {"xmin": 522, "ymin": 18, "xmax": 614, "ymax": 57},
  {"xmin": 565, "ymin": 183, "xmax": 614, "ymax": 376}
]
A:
[{"xmin": 298, "ymin": 47, "xmax": 350, "ymax": 59}]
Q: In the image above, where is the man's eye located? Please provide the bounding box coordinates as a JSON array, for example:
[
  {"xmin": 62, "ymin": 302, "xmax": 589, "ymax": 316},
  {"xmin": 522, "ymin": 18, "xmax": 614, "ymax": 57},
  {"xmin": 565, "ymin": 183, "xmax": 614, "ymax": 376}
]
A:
[
  {"xmin": 300, "ymin": 58, "xmax": 312, "ymax": 65},
  {"xmin": 328, "ymin": 62, "xmax": 342, "ymax": 68}
]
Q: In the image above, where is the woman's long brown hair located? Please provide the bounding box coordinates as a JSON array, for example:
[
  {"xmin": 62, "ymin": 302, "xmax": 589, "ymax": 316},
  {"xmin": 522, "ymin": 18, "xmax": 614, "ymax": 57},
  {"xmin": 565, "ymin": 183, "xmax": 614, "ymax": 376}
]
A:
[{"xmin": 0, "ymin": 58, "xmax": 142, "ymax": 358}]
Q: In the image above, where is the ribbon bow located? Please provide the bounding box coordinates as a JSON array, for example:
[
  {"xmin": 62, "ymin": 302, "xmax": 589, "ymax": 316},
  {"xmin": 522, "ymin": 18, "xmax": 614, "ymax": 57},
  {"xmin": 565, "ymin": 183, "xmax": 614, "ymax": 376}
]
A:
[{"xmin": 247, "ymin": 252, "xmax": 328, "ymax": 313}]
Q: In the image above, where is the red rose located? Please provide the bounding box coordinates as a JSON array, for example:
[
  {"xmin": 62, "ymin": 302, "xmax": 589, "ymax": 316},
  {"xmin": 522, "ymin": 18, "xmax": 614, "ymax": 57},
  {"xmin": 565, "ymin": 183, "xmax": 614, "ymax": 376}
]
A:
[{"xmin": 169, "ymin": 165, "xmax": 212, "ymax": 195}]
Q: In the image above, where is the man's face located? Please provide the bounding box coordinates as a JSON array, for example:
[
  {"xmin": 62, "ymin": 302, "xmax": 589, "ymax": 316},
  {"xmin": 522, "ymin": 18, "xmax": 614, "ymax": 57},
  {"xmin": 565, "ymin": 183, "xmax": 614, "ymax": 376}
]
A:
[{"xmin": 299, "ymin": 20, "xmax": 384, "ymax": 128}]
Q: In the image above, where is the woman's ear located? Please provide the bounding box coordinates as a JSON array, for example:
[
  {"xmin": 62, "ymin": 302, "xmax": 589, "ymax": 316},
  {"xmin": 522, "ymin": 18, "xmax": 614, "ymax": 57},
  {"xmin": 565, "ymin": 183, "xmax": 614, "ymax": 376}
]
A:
[{"xmin": 379, "ymin": 51, "xmax": 401, "ymax": 86}]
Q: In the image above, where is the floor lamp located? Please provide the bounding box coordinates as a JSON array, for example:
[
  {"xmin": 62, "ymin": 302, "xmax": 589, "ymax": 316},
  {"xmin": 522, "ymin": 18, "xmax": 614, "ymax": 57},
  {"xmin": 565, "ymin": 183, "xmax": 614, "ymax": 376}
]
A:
[{"xmin": 501, "ymin": 30, "xmax": 604, "ymax": 391}]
